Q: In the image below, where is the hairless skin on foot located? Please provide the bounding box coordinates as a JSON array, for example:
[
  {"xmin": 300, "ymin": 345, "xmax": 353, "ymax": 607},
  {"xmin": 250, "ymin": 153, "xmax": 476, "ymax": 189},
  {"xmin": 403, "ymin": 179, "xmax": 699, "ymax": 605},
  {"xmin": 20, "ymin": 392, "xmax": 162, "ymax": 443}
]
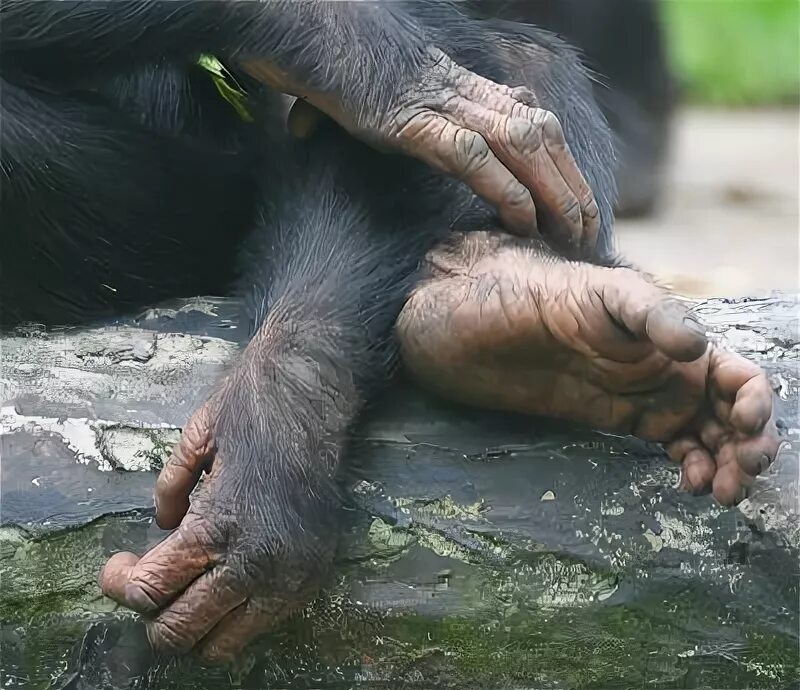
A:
[{"xmin": 397, "ymin": 231, "xmax": 780, "ymax": 505}]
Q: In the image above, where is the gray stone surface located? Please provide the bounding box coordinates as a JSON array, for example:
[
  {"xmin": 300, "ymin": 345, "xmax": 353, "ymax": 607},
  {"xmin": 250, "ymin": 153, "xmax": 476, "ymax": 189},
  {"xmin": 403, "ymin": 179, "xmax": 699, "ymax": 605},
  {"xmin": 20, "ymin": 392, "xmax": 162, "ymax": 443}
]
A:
[{"xmin": 1, "ymin": 295, "xmax": 798, "ymax": 689}]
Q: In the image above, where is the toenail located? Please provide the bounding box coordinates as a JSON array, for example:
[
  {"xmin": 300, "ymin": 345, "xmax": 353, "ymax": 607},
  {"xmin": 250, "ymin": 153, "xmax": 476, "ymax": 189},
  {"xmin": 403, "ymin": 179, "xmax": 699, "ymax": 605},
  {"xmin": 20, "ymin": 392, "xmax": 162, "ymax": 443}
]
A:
[{"xmin": 682, "ymin": 316, "xmax": 706, "ymax": 336}]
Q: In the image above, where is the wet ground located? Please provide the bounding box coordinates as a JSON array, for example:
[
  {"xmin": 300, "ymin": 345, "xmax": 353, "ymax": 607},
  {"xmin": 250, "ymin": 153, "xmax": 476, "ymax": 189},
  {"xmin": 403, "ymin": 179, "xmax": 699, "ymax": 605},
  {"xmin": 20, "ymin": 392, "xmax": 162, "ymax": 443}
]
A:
[{"xmin": 617, "ymin": 108, "xmax": 799, "ymax": 298}]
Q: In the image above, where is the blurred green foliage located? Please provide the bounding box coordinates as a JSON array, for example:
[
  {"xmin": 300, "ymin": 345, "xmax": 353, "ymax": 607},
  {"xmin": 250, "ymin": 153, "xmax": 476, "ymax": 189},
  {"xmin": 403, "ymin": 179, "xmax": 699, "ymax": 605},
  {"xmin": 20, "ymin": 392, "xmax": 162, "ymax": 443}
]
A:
[{"xmin": 663, "ymin": 0, "xmax": 799, "ymax": 105}]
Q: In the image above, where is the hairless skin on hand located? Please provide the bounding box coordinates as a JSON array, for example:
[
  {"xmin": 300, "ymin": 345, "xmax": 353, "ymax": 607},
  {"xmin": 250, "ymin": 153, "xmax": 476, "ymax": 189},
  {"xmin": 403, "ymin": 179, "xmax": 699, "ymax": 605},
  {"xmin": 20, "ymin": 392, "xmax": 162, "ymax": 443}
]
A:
[
  {"xmin": 251, "ymin": 50, "xmax": 600, "ymax": 251},
  {"xmin": 1, "ymin": 0, "xmax": 601, "ymax": 255}
]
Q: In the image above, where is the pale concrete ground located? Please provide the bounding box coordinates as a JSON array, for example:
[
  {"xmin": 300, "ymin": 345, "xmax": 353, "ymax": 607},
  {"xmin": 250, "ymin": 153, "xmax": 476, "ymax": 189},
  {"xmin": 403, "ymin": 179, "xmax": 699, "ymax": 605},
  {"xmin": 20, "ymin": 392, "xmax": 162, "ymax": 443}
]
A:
[{"xmin": 615, "ymin": 108, "xmax": 799, "ymax": 298}]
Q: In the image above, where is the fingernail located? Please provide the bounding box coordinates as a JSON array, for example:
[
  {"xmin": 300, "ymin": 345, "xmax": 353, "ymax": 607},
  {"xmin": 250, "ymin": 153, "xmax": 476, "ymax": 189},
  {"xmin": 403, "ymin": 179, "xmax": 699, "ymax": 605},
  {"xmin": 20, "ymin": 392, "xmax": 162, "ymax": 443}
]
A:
[
  {"xmin": 682, "ymin": 315, "xmax": 707, "ymax": 337},
  {"xmin": 125, "ymin": 583, "xmax": 159, "ymax": 615}
]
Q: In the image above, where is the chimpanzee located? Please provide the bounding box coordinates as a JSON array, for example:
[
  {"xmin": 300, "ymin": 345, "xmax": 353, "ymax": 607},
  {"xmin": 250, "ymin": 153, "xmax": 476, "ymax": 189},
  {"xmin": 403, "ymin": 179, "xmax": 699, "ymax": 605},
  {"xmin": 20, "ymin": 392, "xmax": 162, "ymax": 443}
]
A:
[
  {"xmin": 0, "ymin": 0, "xmax": 609, "ymax": 326},
  {"xmin": 0, "ymin": 1, "xmax": 778, "ymax": 663},
  {"xmin": 467, "ymin": 0, "xmax": 675, "ymax": 216}
]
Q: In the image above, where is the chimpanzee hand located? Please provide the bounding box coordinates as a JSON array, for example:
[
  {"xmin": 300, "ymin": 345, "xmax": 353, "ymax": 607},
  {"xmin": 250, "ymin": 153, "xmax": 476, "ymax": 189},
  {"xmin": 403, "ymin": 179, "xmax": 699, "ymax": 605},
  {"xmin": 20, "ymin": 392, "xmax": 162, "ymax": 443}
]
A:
[
  {"xmin": 397, "ymin": 232, "xmax": 781, "ymax": 505},
  {"xmin": 246, "ymin": 49, "xmax": 600, "ymax": 253},
  {"xmin": 99, "ymin": 360, "xmax": 338, "ymax": 663}
]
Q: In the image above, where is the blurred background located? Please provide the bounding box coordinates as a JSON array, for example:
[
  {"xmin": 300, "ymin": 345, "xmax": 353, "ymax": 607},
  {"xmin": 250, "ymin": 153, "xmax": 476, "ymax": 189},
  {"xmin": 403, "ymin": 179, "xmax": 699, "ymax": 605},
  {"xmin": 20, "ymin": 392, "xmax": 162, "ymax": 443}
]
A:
[
  {"xmin": 616, "ymin": 0, "xmax": 799, "ymax": 298},
  {"xmin": 480, "ymin": 0, "xmax": 798, "ymax": 297}
]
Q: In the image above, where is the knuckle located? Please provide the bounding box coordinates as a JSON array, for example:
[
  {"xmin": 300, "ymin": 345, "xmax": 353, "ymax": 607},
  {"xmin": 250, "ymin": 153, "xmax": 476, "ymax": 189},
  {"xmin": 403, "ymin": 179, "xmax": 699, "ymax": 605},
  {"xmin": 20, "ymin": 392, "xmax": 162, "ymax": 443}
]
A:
[
  {"xmin": 511, "ymin": 85, "xmax": 537, "ymax": 106},
  {"xmin": 201, "ymin": 643, "xmax": 234, "ymax": 665},
  {"xmin": 562, "ymin": 198, "xmax": 582, "ymax": 225},
  {"xmin": 453, "ymin": 129, "xmax": 491, "ymax": 175},
  {"xmin": 148, "ymin": 617, "xmax": 192, "ymax": 655},
  {"xmin": 176, "ymin": 516, "xmax": 217, "ymax": 551},
  {"xmin": 506, "ymin": 117, "xmax": 541, "ymax": 153},
  {"xmin": 124, "ymin": 579, "xmax": 161, "ymax": 614},
  {"xmin": 502, "ymin": 180, "xmax": 533, "ymax": 208},
  {"xmin": 583, "ymin": 197, "xmax": 600, "ymax": 219}
]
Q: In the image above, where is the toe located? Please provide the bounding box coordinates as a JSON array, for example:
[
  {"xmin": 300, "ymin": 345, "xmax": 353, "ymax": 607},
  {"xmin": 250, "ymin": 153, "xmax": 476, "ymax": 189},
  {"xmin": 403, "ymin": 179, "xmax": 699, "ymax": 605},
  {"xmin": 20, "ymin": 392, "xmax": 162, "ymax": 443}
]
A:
[
  {"xmin": 711, "ymin": 442, "xmax": 755, "ymax": 505},
  {"xmin": 712, "ymin": 459, "xmax": 751, "ymax": 506},
  {"xmin": 682, "ymin": 448, "xmax": 716, "ymax": 495},
  {"xmin": 729, "ymin": 374, "xmax": 773, "ymax": 436},
  {"xmin": 668, "ymin": 437, "xmax": 715, "ymax": 495},
  {"xmin": 709, "ymin": 349, "xmax": 772, "ymax": 433},
  {"xmin": 735, "ymin": 422, "xmax": 780, "ymax": 476},
  {"xmin": 645, "ymin": 300, "xmax": 709, "ymax": 363}
]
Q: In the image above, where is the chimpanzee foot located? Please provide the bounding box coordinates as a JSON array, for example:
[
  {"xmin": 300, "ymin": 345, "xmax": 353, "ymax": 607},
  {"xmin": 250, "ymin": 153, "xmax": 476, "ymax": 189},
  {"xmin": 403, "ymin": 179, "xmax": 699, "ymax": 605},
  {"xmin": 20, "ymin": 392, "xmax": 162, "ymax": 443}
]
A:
[
  {"xmin": 99, "ymin": 348, "xmax": 337, "ymax": 663},
  {"xmin": 397, "ymin": 231, "xmax": 780, "ymax": 505},
  {"xmin": 251, "ymin": 48, "xmax": 600, "ymax": 254}
]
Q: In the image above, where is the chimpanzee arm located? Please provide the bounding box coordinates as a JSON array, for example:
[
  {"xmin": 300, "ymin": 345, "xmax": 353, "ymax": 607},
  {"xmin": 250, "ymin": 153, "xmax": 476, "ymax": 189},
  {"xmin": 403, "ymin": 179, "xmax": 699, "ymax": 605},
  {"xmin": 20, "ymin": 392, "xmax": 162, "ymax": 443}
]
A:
[
  {"xmin": 0, "ymin": 0, "xmax": 605, "ymax": 255},
  {"xmin": 0, "ymin": 0, "xmax": 426, "ymax": 120},
  {"xmin": 98, "ymin": 133, "xmax": 451, "ymax": 661}
]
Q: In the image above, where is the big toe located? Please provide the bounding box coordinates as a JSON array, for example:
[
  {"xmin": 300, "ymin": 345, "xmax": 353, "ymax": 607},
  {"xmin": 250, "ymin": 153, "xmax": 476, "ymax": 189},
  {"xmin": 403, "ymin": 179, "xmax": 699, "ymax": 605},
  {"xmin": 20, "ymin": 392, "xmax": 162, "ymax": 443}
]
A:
[{"xmin": 645, "ymin": 300, "xmax": 709, "ymax": 363}]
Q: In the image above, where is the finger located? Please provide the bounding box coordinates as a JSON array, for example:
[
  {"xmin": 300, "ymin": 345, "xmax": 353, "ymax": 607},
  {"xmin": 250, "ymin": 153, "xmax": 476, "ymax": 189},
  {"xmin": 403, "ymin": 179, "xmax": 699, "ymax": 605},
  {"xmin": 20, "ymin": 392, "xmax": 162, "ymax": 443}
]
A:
[
  {"xmin": 146, "ymin": 566, "xmax": 247, "ymax": 655},
  {"xmin": 197, "ymin": 600, "xmax": 276, "ymax": 663},
  {"xmin": 511, "ymin": 115, "xmax": 583, "ymax": 240},
  {"xmin": 712, "ymin": 443, "xmax": 752, "ymax": 505},
  {"xmin": 437, "ymin": 94, "xmax": 584, "ymax": 242},
  {"xmin": 99, "ymin": 551, "xmax": 140, "ymax": 597},
  {"xmin": 156, "ymin": 406, "xmax": 215, "ymax": 530},
  {"xmin": 101, "ymin": 519, "xmax": 217, "ymax": 614},
  {"xmin": 510, "ymin": 86, "xmax": 538, "ymax": 107},
  {"xmin": 539, "ymin": 109, "xmax": 601, "ymax": 251},
  {"xmin": 399, "ymin": 112, "xmax": 538, "ymax": 234},
  {"xmin": 492, "ymin": 113, "xmax": 583, "ymax": 241},
  {"xmin": 667, "ymin": 437, "xmax": 715, "ymax": 495}
]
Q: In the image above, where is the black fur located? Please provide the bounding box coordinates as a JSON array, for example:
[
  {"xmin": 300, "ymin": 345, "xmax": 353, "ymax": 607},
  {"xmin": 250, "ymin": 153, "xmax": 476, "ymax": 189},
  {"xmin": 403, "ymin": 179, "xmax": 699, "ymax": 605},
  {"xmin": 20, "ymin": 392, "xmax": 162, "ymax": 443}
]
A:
[
  {"xmin": 465, "ymin": 0, "xmax": 675, "ymax": 216},
  {"xmin": 0, "ymin": 1, "xmax": 429, "ymax": 128}
]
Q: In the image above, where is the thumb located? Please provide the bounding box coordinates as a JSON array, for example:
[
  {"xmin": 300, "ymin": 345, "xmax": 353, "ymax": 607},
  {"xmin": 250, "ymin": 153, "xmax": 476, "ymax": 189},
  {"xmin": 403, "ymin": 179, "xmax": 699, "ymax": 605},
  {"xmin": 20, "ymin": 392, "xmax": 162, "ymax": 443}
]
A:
[{"xmin": 154, "ymin": 405, "xmax": 216, "ymax": 529}]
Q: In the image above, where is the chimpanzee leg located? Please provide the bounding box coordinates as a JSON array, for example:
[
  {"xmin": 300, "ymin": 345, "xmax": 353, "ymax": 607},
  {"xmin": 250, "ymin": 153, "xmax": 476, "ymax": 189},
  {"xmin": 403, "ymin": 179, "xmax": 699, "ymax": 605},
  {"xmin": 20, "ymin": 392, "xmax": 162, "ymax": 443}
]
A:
[
  {"xmin": 397, "ymin": 228, "xmax": 779, "ymax": 507},
  {"xmin": 392, "ymin": 9, "xmax": 776, "ymax": 507},
  {"xmin": 98, "ymin": 14, "xmax": 623, "ymax": 656},
  {"xmin": 0, "ymin": 71, "xmax": 261, "ymax": 326}
]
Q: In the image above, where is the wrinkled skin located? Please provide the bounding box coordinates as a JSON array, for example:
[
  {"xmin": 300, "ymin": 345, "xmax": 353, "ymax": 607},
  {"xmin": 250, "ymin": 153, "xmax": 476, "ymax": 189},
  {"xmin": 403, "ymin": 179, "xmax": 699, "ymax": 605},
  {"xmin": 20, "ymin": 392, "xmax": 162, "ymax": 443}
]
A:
[
  {"xmin": 101, "ymin": 355, "xmax": 336, "ymax": 664},
  {"xmin": 248, "ymin": 49, "xmax": 600, "ymax": 252},
  {"xmin": 397, "ymin": 231, "xmax": 780, "ymax": 505},
  {"xmin": 101, "ymin": 231, "xmax": 780, "ymax": 662}
]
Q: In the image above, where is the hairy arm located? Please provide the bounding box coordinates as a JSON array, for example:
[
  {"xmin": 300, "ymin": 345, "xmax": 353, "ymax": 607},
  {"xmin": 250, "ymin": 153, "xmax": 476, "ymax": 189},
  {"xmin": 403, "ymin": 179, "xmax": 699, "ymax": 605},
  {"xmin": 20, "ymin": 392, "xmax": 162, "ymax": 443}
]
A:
[
  {"xmin": 2, "ymin": 0, "xmax": 607, "ymax": 252},
  {"xmin": 0, "ymin": 0, "xmax": 427, "ymax": 119}
]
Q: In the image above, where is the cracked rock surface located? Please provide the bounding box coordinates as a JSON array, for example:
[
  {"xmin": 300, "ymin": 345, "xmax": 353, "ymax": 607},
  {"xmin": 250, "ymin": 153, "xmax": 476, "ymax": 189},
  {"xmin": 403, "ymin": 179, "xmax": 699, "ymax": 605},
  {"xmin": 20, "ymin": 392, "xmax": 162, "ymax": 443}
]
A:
[{"xmin": 1, "ymin": 296, "xmax": 797, "ymax": 690}]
